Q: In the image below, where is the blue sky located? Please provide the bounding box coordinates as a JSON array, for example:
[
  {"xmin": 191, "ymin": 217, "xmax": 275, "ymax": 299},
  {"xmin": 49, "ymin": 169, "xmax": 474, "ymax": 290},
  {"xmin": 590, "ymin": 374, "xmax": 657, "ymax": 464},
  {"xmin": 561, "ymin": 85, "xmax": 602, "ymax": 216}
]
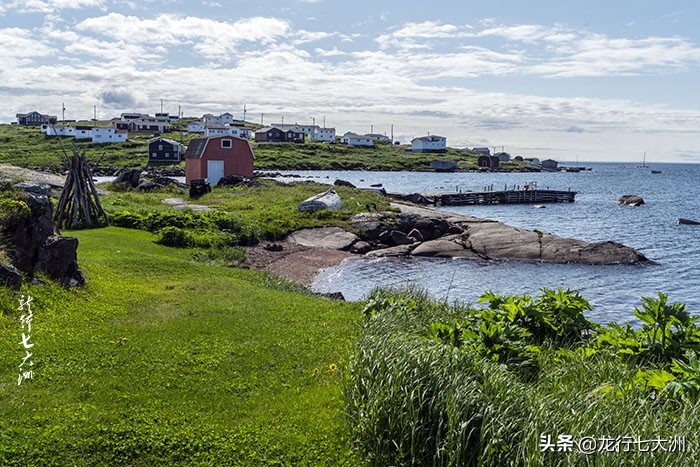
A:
[{"xmin": 2, "ymin": 0, "xmax": 700, "ymax": 162}]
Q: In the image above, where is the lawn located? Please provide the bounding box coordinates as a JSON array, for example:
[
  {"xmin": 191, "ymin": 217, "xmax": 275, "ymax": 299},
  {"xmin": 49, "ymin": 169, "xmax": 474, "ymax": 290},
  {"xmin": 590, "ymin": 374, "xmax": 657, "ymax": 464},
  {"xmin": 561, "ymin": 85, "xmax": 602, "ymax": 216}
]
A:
[{"xmin": 0, "ymin": 227, "xmax": 365, "ymax": 466}]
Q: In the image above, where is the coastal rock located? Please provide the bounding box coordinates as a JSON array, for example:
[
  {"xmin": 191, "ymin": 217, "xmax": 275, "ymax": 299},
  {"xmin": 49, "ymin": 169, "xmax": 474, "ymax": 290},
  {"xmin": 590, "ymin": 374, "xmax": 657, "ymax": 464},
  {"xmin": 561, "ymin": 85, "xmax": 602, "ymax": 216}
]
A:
[
  {"xmin": 114, "ymin": 168, "xmax": 142, "ymax": 187},
  {"xmin": 1, "ymin": 191, "xmax": 84, "ymax": 286},
  {"xmin": 465, "ymin": 223, "xmax": 542, "ymax": 261},
  {"xmin": 411, "ymin": 239, "xmax": 482, "ymax": 259},
  {"xmin": 365, "ymin": 243, "xmax": 418, "ymax": 257},
  {"xmin": 618, "ymin": 195, "xmax": 645, "ymax": 206},
  {"xmin": 14, "ymin": 181, "xmax": 52, "ymax": 196},
  {"xmin": 540, "ymin": 235, "xmax": 588, "ymax": 263},
  {"xmin": 407, "ymin": 228, "xmax": 424, "ymax": 242},
  {"xmin": 350, "ymin": 241, "xmax": 372, "ymax": 254},
  {"xmin": 577, "ymin": 241, "xmax": 649, "ymax": 265},
  {"xmin": 0, "ymin": 262, "xmax": 22, "ymax": 289},
  {"xmin": 334, "ymin": 179, "xmax": 356, "ymax": 188},
  {"xmin": 287, "ymin": 227, "xmax": 359, "ymax": 250},
  {"xmin": 390, "ymin": 230, "xmax": 413, "ymax": 245}
]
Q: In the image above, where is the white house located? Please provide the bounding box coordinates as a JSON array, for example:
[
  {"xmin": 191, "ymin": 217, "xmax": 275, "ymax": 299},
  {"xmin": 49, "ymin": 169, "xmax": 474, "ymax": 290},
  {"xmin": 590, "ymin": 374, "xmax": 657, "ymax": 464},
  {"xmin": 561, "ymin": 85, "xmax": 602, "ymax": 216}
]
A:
[
  {"xmin": 231, "ymin": 124, "xmax": 252, "ymax": 139},
  {"xmin": 188, "ymin": 121, "xmax": 205, "ymax": 133},
  {"xmin": 205, "ymin": 123, "xmax": 243, "ymax": 138},
  {"xmin": 272, "ymin": 123, "xmax": 336, "ymax": 142},
  {"xmin": 74, "ymin": 126, "xmax": 93, "ymax": 140},
  {"xmin": 92, "ymin": 127, "xmax": 128, "ymax": 144},
  {"xmin": 341, "ymin": 132, "xmax": 374, "ymax": 146},
  {"xmin": 366, "ymin": 133, "xmax": 391, "ymax": 143},
  {"xmin": 40, "ymin": 124, "xmax": 74, "ymax": 137},
  {"xmin": 204, "ymin": 112, "xmax": 235, "ymax": 126},
  {"xmin": 411, "ymin": 135, "xmax": 447, "ymax": 153}
]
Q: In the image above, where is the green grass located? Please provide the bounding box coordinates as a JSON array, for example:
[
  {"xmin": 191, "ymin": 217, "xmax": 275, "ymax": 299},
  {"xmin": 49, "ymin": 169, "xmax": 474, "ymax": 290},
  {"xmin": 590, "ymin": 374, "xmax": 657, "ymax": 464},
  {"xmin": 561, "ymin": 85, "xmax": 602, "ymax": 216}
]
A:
[
  {"xmin": 346, "ymin": 287, "xmax": 699, "ymax": 466},
  {"xmin": 0, "ymin": 227, "xmax": 365, "ymax": 466},
  {"xmin": 101, "ymin": 180, "xmax": 399, "ymax": 244},
  {"xmin": 251, "ymin": 141, "xmax": 482, "ymax": 171}
]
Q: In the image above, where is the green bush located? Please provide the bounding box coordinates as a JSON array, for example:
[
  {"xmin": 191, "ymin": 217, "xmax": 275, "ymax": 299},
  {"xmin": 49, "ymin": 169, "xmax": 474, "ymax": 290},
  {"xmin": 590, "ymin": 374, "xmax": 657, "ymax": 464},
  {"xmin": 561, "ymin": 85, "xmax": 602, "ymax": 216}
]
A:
[{"xmin": 157, "ymin": 226, "xmax": 193, "ymax": 247}]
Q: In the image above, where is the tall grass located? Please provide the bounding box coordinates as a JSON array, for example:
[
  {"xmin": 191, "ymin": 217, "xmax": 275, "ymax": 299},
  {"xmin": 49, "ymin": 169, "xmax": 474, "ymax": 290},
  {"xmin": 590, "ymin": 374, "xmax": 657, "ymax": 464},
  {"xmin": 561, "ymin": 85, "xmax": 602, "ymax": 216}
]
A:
[{"xmin": 346, "ymin": 287, "xmax": 698, "ymax": 466}]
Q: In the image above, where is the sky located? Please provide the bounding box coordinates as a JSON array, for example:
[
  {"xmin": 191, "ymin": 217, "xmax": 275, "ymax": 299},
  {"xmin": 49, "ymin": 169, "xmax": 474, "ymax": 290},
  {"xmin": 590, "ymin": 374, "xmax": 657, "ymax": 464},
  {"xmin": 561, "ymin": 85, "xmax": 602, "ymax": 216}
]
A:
[{"xmin": 3, "ymin": 0, "xmax": 700, "ymax": 163}]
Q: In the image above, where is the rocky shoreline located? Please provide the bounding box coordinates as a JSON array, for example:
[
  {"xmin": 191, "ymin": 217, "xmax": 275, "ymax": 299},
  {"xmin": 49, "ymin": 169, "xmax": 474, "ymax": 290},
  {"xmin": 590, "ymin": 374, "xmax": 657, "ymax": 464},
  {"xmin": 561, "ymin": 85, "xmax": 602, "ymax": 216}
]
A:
[{"xmin": 249, "ymin": 201, "xmax": 650, "ymax": 288}]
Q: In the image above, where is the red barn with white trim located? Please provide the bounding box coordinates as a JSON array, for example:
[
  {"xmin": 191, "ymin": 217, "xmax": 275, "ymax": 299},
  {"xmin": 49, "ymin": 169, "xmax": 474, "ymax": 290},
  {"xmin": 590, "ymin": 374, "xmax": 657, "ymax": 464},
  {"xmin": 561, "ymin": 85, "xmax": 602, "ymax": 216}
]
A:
[{"xmin": 184, "ymin": 136, "xmax": 255, "ymax": 185}]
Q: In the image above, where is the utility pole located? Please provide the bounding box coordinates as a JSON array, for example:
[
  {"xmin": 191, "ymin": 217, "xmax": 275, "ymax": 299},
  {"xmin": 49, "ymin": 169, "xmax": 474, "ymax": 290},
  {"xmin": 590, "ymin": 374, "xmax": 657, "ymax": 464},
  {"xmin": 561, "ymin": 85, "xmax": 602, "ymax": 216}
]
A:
[
  {"xmin": 281, "ymin": 116, "xmax": 284, "ymax": 125},
  {"xmin": 261, "ymin": 113, "xmax": 264, "ymax": 125},
  {"xmin": 160, "ymin": 99, "xmax": 164, "ymax": 114},
  {"xmin": 243, "ymin": 104, "xmax": 247, "ymax": 123},
  {"xmin": 62, "ymin": 103, "xmax": 65, "ymax": 122},
  {"xmin": 370, "ymin": 124, "xmax": 373, "ymax": 134},
  {"xmin": 93, "ymin": 105, "xmax": 97, "ymax": 121},
  {"xmin": 391, "ymin": 124, "xmax": 394, "ymax": 143},
  {"xmin": 178, "ymin": 104, "xmax": 181, "ymax": 119},
  {"xmin": 323, "ymin": 116, "xmax": 326, "ymax": 128}
]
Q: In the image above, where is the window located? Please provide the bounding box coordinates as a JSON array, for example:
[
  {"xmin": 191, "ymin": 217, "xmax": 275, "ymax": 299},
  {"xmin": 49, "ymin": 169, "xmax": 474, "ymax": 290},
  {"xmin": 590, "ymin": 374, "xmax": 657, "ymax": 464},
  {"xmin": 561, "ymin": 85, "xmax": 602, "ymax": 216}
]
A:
[
  {"xmin": 165, "ymin": 152, "xmax": 170, "ymax": 157},
  {"xmin": 159, "ymin": 144, "xmax": 163, "ymax": 150},
  {"xmin": 221, "ymin": 139, "xmax": 232, "ymax": 149},
  {"xmin": 152, "ymin": 152, "xmax": 156, "ymax": 157}
]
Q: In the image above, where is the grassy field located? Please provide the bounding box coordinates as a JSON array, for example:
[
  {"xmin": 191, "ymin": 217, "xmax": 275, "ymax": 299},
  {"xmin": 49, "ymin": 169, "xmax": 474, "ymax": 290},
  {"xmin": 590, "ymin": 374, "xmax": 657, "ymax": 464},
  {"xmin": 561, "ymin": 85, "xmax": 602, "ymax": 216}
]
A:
[
  {"xmin": 0, "ymin": 123, "xmax": 533, "ymax": 172},
  {"xmin": 0, "ymin": 227, "xmax": 365, "ymax": 466}
]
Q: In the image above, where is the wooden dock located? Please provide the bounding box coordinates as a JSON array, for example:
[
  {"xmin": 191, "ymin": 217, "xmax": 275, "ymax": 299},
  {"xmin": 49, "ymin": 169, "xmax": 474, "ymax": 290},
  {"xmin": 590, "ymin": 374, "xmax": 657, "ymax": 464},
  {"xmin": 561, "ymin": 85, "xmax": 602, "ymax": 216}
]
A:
[{"xmin": 437, "ymin": 189, "xmax": 576, "ymax": 205}]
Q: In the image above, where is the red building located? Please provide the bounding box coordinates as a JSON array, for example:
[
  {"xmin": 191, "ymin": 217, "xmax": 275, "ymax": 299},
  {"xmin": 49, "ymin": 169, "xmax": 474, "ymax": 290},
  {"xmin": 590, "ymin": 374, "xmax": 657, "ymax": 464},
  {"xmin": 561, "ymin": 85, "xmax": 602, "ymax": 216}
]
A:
[{"xmin": 184, "ymin": 136, "xmax": 255, "ymax": 185}]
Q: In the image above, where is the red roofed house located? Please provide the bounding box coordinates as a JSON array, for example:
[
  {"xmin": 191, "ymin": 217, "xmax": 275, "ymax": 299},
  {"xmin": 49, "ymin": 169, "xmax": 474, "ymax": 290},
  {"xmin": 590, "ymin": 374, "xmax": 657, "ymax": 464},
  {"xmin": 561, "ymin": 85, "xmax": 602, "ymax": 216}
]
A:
[{"xmin": 184, "ymin": 136, "xmax": 255, "ymax": 185}]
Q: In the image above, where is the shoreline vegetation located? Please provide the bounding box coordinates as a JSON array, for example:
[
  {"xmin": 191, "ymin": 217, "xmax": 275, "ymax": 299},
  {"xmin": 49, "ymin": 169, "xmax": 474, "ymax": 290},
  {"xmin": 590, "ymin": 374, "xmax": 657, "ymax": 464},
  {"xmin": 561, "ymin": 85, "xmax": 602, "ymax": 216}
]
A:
[{"xmin": 1, "ymin": 131, "xmax": 697, "ymax": 465}]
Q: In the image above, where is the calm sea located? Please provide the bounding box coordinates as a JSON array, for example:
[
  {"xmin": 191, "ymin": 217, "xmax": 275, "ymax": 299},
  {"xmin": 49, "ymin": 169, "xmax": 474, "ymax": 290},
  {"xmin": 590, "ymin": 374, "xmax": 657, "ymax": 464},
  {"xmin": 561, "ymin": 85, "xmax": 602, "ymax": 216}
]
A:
[{"xmin": 273, "ymin": 163, "xmax": 700, "ymax": 324}]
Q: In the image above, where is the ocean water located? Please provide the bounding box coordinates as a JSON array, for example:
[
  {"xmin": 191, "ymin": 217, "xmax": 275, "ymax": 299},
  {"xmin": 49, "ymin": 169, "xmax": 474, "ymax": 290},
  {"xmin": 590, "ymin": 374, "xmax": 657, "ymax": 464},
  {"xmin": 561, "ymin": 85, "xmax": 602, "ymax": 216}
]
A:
[{"xmin": 272, "ymin": 163, "xmax": 700, "ymax": 324}]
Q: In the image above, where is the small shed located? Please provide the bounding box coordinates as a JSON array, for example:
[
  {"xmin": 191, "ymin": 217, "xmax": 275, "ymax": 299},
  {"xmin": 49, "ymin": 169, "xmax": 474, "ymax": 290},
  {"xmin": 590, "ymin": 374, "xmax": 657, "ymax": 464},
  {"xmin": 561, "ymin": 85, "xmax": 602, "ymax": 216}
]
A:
[
  {"xmin": 477, "ymin": 155, "xmax": 500, "ymax": 169},
  {"xmin": 541, "ymin": 159, "xmax": 559, "ymax": 169},
  {"xmin": 149, "ymin": 138, "xmax": 185, "ymax": 163},
  {"xmin": 495, "ymin": 152, "xmax": 511, "ymax": 162},
  {"xmin": 184, "ymin": 136, "xmax": 255, "ymax": 185}
]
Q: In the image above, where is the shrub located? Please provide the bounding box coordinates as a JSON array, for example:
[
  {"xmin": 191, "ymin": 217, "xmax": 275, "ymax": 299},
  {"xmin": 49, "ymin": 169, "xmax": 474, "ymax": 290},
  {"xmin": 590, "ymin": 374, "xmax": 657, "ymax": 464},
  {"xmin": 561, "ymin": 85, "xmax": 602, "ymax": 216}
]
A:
[{"xmin": 157, "ymin": 226, "xmax": 193, "ymax": 248}]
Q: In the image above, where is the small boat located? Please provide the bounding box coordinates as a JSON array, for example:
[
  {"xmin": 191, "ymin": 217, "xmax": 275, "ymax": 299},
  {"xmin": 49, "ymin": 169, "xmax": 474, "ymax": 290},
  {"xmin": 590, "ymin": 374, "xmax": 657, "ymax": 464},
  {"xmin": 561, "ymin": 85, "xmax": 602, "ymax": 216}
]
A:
[
  {"xmin": 678, "ymin": 218, "xmax": 700, "ymax": 225},
  {"xmin": 297, "ymin": 188, "xmax": 342, "ymax": 212},
  {"xmin": 651, "ymin": 170, "xmax": 662, "ymax": 174}
]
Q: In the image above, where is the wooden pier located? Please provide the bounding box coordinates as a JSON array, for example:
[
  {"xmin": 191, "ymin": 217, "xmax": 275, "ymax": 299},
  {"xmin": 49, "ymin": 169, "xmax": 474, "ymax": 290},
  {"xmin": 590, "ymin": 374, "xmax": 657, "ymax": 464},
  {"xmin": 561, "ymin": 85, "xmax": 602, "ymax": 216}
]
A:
[
  {"xmin": 438, "ymin": 189, "xmax": 576, "ymax": 205},
  {"xmin": 387, "ymin": 188, "xmax": 577, "ymax": 206}
]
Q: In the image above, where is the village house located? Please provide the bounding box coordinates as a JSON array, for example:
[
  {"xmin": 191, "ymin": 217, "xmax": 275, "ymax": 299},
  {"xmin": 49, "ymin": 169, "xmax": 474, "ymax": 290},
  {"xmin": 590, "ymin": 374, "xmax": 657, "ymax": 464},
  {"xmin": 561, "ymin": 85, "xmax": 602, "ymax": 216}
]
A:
[
  {"xmin": 366, "ymin": 133, "xmax": 392, "ymax": 143},
  {"xmin": 254, "ymin": 126, "xmax": 304, "ymax": 143},
  {"xmin": 203, "ymin": 112, "xmax": 235, "ymax": 126},
  {"xmin": 188, "ymin": 120, "xmax": 205, "ymax": 133},
  {"xmin": 184, "ymin": 135, "xmax": 255, "ymax": 184},
  {"xmin": 40, "ymin": 124, "xmax": 74, "ymax": 137},
  {"xmin": 411, "ymin": 135, "xmax": 447, "ymax": 153},
  {"xmin": 17, "ymin": 111, "xmax": 57, "ymax": 125},
  {"xmin": 148, "ymin": 138, "xmax": 185, "ymax": 163},
  {"xmin": 341, "ymin": 132, "xmax": 374, "ymax": 146},
  {"xmin": 495, "ymin": 152, "xmax": 511, "ymax": 162},
  {"xmin": 114, "ymin": 113, "xmax": 171, "ymax": 133},
  {"xmin": 271, "ymin": 123, "xmax": 337, "ymax": 142},
  {"xmin": 471, "ymin": 147, "xmax": 491, "ymax": 156},
  {"xmin": 92, "ymin": 127, "xmax": 128, "ymax": 144}
]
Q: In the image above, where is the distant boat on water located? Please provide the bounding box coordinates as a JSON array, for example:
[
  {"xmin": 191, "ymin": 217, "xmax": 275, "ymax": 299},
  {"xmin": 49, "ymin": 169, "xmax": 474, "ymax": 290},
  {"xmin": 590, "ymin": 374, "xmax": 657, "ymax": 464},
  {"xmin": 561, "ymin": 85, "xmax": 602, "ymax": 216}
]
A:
[
  {"xmin": 636, "ymin": 151, "xmax": 648, "ymax": 169},
  {"xmin": 651, "ymin": 169, "xmax": 662, "ymax": 174}
]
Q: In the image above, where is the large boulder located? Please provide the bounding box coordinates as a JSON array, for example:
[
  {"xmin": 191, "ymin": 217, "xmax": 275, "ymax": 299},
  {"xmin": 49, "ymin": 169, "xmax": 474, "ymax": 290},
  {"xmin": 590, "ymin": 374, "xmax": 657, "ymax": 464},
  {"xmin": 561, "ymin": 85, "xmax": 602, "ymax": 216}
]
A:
[
  {"xmin": 287, "ymin": 227, "xmax": 359, "ymax": 250},
  {"xmin": 2, "ymin": 189, "xmax": 84, "ymax": 286},
  {"xmin": 465, "ymin": 223, "xmax": 542, "ymax": 261},
  {"xmin": 114, "ymin": 168, "xmax": 142, "ymax": 187}
]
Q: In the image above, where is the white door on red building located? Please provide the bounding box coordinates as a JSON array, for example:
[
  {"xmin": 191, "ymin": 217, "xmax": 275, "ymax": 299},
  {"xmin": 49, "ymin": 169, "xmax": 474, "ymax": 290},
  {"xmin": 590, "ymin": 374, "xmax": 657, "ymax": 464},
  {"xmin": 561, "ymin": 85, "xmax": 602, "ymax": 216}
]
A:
[{"xmin": 207, "ymin": 160, "xmax": 224, "ymax": 185}]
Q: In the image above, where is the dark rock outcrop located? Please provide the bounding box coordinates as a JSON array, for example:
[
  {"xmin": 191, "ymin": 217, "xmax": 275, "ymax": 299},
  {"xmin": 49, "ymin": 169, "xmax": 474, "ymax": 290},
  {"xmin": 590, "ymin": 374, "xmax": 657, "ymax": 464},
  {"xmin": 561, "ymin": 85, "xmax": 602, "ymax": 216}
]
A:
[
  {"xmin": 114, "ymin": 168, "xmax": 142, "ymax": 187},
  {"xmin": 1, "ymin": 188, "xmax": 84, "ymax": 287},
  {"xmin": 618, "ymin": 195, "xmax": 645, "ymax": 206},
  {"xmin": 334, "ymin": 179, "xmax": 356, "ymax": 188},
  {"xmin": 0, "ymin": 262, "xmax": 22, "ymax": 289},
  {"xmin": 678, "ymin": 218, "xmax": 700, "ymax": 225}
]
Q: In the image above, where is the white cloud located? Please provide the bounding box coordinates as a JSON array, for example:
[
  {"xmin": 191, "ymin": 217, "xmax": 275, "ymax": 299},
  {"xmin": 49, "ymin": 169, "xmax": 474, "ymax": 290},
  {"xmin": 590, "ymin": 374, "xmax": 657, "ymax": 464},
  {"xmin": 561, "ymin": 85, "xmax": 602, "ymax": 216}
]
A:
[
  {"xmin": 76, "ymin": 14, "xmax": 290, "ymax": 60},
  {"xmin": 3, "ymin": 0, "xmax": 106, "ymax": 14}
]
